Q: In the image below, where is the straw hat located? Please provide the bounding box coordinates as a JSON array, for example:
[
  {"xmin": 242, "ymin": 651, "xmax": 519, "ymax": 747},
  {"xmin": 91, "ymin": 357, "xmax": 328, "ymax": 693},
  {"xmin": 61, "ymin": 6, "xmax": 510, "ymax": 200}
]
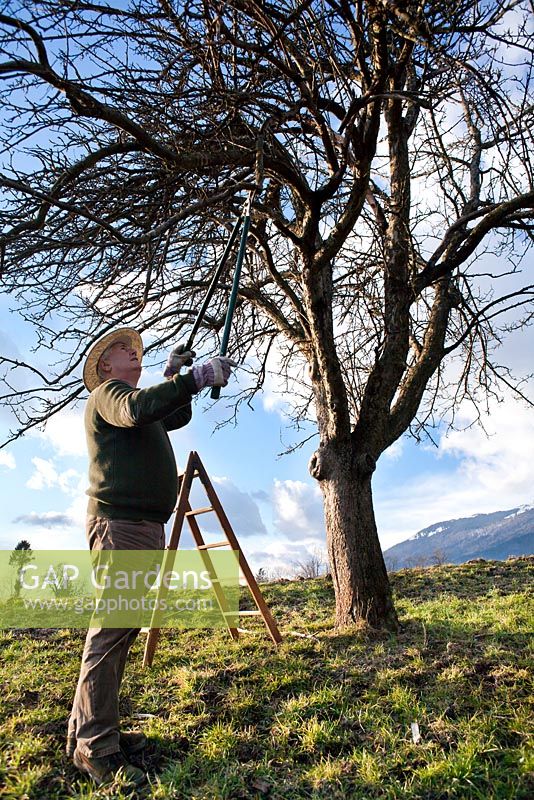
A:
[{"xmin": 83, "ymin": 328, "xmax": 143, "ymax": 392}]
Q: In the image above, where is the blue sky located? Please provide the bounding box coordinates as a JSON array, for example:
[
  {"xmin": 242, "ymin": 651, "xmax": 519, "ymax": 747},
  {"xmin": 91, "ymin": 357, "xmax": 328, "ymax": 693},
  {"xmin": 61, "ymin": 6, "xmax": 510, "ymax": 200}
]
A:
[{"xmin": 1, "ymin": 290, "xmax": 533, "ymax": 577}]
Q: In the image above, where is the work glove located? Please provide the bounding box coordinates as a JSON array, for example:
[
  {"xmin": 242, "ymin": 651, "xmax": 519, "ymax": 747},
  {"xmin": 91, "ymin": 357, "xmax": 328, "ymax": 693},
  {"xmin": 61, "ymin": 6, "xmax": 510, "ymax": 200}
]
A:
[
  {"xmin": 191, "ymin": 357, "xmax": 238, "ymax": 391},
  {"xmin": 164, "ymin": 343, "xmax": 196, "ymax": 378}
]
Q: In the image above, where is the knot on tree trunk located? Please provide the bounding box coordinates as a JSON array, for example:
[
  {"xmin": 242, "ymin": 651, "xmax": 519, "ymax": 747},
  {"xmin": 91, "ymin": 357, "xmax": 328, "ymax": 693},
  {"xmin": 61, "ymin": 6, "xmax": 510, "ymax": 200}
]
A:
[
  {"xmin": 309, "ymin": 445, "xmax": 376, "ymax": 481},
  {"xmin": 309, "ymin": 447, "xmax": 329, "ymax": 480},
  {"xmin": 354, "ymin": 452, "xmax": 376, "ymax": 477},
  {"xmin": 309, "ymin": 441, "xmax": 342, "ymax": 480}
]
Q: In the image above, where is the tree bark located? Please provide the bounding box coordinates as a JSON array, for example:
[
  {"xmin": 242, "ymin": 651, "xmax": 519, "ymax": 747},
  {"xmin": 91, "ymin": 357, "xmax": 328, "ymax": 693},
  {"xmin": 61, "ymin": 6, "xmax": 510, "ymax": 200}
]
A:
[{"xmin": 309, "ymin": 438, "xmax": 398, "ymax": 631}]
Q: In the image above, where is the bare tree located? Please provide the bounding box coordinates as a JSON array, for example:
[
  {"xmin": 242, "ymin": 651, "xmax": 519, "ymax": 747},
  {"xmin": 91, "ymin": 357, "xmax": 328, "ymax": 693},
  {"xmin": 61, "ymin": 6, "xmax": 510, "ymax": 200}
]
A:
[
  {"xmin": 384, "ymin": 555, "xmax": 399, "ymax": 574},
  {"xmin": 255, "ymin": 567, "xmax": 269, "ymax": 584},
  {"xmin": 8, "ymin": 540, "xmax": 33, "ymax": 598},
  {"xmin": 293, "ymin": 547, "xmax": 328, "ymax": 580},
  {"xmin": 431, "ymin": 548, "xmax": 448, "ymax": 566},
  {"xmin": 0, "ymin": 1, "xmax": 533, "ymax": 629}
]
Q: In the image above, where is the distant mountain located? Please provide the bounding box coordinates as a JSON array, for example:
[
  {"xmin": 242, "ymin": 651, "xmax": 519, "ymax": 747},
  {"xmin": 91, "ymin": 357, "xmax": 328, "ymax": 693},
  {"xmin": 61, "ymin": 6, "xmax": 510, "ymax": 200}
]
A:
[{"xmin": 383, "ymin": 504, "xmax": 534, "ymax": 569}]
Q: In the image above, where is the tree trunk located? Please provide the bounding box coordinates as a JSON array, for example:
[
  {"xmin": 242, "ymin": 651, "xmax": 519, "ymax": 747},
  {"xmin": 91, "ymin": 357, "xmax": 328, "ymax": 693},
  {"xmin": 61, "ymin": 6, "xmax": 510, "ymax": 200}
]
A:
[{"xmin": 310, "ymin": 440, "xmax": 398, "ymax": 631}]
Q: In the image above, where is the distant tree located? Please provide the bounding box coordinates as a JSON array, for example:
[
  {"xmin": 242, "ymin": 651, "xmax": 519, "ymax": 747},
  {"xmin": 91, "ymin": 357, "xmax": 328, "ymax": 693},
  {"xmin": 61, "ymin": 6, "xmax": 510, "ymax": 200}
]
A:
[
  {"xmin": 48, "ymin": 562, "xmax": 80, "ymax": 598},
  {"xmin": 404, "ymin": 556, "xmax": 422, "ymax": 569},
  {"xmin": 293, "ymin": 548, "xmax": 328, "ymax": 580},
  {"xmin": 431, "ymin": 548, "xmax": 448, "ymax": 566},
  {"xmin": 267, "ymin": 566, "xmax": 291, "ymax": 583},
  {"xmin": 8, "ymin": 540, "xmax": 33, "ymax": 598},
  {"xmin": 384, "ymin": 555, "xmax": 399, "ymax": 574},
  {"xmin": 255, "ymin": 567, "xmax": 269, "ymax": 584},
  {"xmin": 0, "ymin": 2, "xmax": 532, "ymax": 630}
]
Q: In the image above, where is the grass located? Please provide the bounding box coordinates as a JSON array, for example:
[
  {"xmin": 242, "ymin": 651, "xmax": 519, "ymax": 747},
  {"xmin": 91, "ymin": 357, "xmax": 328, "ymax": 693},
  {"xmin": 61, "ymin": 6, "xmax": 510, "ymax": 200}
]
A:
[{"xmin": 0, "ymin": 557, "xmax": 532, "ymax": 799}]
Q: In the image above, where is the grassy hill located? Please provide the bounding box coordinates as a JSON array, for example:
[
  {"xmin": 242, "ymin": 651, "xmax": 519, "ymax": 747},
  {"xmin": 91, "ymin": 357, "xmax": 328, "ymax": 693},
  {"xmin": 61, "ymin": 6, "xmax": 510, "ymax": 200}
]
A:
[{"xmin": 0, "ymin": 558, "xmax": 532, "ymax": 799}]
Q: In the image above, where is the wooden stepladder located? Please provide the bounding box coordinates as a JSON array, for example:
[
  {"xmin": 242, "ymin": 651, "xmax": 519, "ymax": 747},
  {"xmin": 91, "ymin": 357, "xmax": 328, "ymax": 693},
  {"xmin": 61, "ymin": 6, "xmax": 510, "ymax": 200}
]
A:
[{"xmin": 143, "ymin": 451, "xmax": 282, "ymax": 666}]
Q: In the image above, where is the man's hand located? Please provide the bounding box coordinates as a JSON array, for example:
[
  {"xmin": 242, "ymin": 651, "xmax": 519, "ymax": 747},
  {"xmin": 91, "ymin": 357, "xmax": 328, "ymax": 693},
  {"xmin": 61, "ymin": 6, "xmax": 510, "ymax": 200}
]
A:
[
  {"xmin": 164, "ymin": 343, "xmax": 196, "ymax": 378},
  {"xmin": 191, "ymin": 357, "xmax": 238, "ymax": 391}
]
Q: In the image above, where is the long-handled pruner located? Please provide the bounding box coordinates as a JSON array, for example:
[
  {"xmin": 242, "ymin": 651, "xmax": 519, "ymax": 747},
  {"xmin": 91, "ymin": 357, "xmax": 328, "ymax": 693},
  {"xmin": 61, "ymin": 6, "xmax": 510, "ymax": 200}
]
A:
[
  {"xmin": 210, "ymin": 190, "xmax": 253, "ymax": 399},
  {"xmin": 179, "ymin": 192, "xmax": 252, "ymax": 397},
  {"xmin": 182, "ymin": 211, "xmax": 244, "ymax": 354}
]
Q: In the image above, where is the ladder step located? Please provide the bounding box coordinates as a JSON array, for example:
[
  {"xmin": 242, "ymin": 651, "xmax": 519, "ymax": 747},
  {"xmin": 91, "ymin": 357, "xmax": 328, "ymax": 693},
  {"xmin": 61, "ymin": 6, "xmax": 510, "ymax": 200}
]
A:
[
  {"xmin": 186, "ymin": 506, "xmax": 213, "ymax": 516},
  {"xmin": 143, "ymin": 453, "xmax": 282, "ymax": 668},
  {"xmin": 179, "ymin": 469, "xmax": 200, "ymax": 479},
  {"xmin": 223, "ymin": 609, "xmax": 262, "ymax": 616},
  {"xmin": 197, "ymin": 540, "xmax": 229, "ymax": 550}
]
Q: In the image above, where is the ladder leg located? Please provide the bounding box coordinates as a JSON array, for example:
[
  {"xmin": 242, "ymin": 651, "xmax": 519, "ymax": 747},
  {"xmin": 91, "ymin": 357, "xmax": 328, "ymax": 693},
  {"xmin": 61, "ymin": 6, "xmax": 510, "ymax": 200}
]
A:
[
  {"xmin": 142, "ymin": 452, "xmax": 197, "ymax": 667},
  {"xmin": 184, "ymin": 494, "xmax": 240, "ymax": 641},
  {"xmin": 143, "ymin": 626, "xmax": 161, "ymax": 668},
  {"xmin": 195, "ymin": 456, "xmax": 283, "ymax": 645},
  {"xmin": 143, "ymin": 451, "xmax": 282, "ymax": 667}
]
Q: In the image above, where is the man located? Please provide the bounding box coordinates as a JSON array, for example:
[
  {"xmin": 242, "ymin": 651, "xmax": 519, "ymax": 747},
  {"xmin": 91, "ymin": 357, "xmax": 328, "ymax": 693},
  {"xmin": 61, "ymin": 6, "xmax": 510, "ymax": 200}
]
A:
[{"xmin": 68, "ymin": 327, "xmax": 235, "ymax": 787}]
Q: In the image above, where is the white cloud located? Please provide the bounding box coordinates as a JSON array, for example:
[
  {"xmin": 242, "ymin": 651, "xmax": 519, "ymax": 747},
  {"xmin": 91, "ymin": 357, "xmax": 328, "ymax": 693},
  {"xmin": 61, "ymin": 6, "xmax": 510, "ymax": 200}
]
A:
[
  {"xmin": 244, "ymin": 538, "xmax": 328, "ymax": 579},
  {"xmin": 13, "ymin": 511, "xmax": 73, "ymax": 528},
  {"xmin": 186, "ymin": 475, "xmax": 267, "ymax": 537},
  {"xmin": 41, "ymin": 409, "xmax": 86, "ymax": 457},
  {"xmin": 257, "ymin": 342, "xmax": 315, "ymax": 422},
  {"xmin": 0, "ymin": 450, "xmax": 15, "ymax": 469},
  {"xmin": 376, "ymin": 473, "xmax": 472, "ymax": 549},
  {"xmin": 26, "ymin": 457, "xmax": 84, "ymax": 496},
  {"xmin": 26, "ymin": 458, "xmax": 57, "ymax": 490},
  {"xmin": 64, "ymin": 491, "xmax": 89, "ymax": 530},
  {"xmin": 272, "ymin": 479, "xmax": 324, "ymax": 539},
  {"xmin": 383, "ymin": 438, "xmax": 404, "ymax": 461},
  {"xmin": 375, "ymin": 392, "xmax": 534, "ymax": 550},
  {"xmin": 439, "ymin": 396, "xmax": 534, "ymax": 497},
  {"xmin": 213, "ymin": 476, "xmax": 268, "ymax": 536},
  {"xmin": 8, "ymin": 488, "xmax": 87, "ymax": 550}
]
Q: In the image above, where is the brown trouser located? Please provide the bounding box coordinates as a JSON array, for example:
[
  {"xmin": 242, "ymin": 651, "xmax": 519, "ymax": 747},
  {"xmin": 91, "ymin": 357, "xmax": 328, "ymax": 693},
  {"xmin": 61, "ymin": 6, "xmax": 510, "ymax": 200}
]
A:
[{"xmin": 68, "ymin": 516, "xmax": 165, "ymax": 758}]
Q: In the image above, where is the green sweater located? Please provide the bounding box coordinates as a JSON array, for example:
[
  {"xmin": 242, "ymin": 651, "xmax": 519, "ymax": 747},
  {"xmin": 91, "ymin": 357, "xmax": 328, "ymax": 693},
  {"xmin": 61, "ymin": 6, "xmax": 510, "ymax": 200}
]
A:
[{"xmin": 85, "ymin": 373, "xmax": 197, "ymax": 523}]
